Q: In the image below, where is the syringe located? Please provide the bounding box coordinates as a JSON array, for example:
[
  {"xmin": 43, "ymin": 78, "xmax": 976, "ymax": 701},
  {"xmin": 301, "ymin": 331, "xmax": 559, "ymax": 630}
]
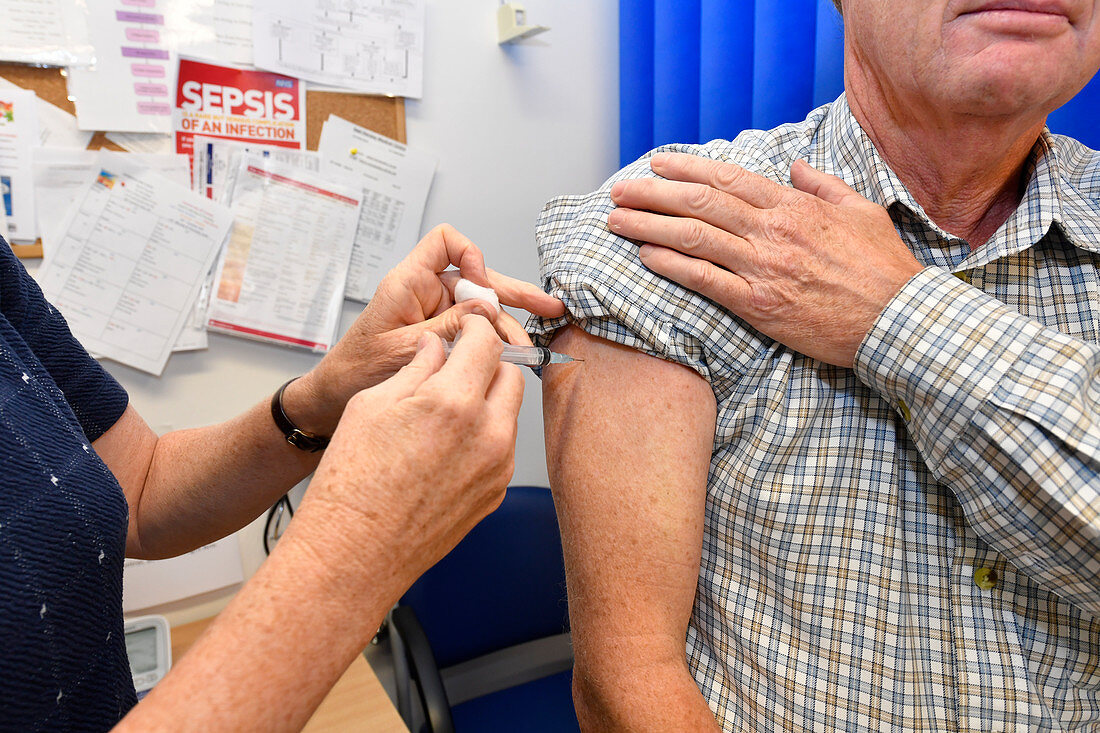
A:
[{"xmin": 441, "ymin": 340, "xmax": 578, "ymax": 367}]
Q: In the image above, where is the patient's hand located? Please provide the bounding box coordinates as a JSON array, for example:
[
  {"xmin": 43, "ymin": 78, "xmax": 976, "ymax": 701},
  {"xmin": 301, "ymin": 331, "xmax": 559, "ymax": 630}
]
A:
[{"xmin": 608, "ymin": 153, "xmax": 921, "ymax": 368}]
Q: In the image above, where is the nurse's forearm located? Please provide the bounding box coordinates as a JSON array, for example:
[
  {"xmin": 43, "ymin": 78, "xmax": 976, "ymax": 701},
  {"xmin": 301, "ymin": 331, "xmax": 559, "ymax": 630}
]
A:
[
  {"xmin": 114, "ymin": 506, "xmax": 398, "ymax": 732},
  {"xmin": 96, "ymin": 377, "xmax": 331, "ymax": 559}
]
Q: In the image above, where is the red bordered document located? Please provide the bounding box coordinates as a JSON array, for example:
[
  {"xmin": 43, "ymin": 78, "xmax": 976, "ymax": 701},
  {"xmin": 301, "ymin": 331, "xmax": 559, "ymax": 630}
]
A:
[{"xmin": 206, "ymin": 154, "xmax": 361, "ymax": 352}]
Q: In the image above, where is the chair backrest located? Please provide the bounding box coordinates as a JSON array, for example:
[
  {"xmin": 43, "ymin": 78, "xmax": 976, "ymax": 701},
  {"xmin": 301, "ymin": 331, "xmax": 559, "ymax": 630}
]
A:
[{"xmin": 400, "ymin": 486, "xmax": 569, "ymax": 669}]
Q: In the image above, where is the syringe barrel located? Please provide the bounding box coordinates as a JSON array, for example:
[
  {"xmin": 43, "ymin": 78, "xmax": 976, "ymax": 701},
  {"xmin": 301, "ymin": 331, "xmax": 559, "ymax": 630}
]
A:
[{"xmin": 499, "ymin": 344, "xmax": 550, "ymax": 366}]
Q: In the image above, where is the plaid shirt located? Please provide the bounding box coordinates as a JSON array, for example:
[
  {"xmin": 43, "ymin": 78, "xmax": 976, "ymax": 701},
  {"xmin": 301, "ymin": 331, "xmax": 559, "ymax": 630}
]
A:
[{"xmin": 527, "ymin": 95, "xmax": 1100, "ymax": 732}]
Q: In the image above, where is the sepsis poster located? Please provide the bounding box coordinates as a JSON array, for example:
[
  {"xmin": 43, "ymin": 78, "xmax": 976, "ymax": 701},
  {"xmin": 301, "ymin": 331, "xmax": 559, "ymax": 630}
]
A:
[{"xmin": 173, "ymin": 58, "xmax": 306, "ymax": 169}]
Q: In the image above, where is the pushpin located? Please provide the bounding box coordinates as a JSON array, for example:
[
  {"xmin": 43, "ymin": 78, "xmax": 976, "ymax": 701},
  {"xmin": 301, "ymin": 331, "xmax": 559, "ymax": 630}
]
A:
[{"xmin": 349, "ymin": 147, "xmax": 358, "ymax": 156}]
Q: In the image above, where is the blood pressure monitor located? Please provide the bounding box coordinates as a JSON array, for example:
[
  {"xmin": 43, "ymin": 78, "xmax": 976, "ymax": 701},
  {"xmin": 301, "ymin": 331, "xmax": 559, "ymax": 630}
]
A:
[{"xmin": 124, "ymin": 615, "xmax": 172, "ymax": 699}]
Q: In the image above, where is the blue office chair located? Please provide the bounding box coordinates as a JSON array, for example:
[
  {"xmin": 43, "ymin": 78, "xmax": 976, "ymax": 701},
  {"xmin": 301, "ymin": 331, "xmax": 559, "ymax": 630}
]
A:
[{"xmin": 387, "ymin": 486, "xmax": 578, "ymax": 733}]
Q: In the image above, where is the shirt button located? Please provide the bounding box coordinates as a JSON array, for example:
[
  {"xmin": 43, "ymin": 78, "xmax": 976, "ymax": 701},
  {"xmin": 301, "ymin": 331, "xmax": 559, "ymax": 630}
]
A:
[
  {"xmin": 974, "ymin": 567, "xmax": 997, "ymax": 590},
  {"xmin": 897, "ymin": 399, "xmax": 911, "ymax": 421}
]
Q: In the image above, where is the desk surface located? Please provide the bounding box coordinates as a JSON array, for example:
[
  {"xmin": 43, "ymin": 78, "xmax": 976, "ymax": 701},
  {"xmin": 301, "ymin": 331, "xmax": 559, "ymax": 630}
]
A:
[{"xmin": 171, "ymin": 617, "xmax": 408, "ymax": 732}]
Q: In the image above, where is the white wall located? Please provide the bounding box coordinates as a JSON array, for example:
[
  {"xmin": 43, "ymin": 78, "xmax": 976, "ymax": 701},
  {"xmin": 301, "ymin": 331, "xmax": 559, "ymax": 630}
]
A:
[
  {"xmin": 407, "ymin": 0, "xmax": 619, "ymax": 490},
  {"xmin": 95, "ymin": 0, "xmax": 619, "ymax": 622}
]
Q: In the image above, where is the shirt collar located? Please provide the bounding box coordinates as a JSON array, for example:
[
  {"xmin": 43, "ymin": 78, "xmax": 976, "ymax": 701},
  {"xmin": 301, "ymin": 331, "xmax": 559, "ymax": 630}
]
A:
[
  {"xmin": 813, "ymin": 94, "xmax": 929, "ymax": 216},
  {"xmin": 810, "ymin": 94, "xmax": 1100, "ymax": 263},
  {"xmin": 1043, "ymin": 132, "xmax": 1100, "ymax": 256}
]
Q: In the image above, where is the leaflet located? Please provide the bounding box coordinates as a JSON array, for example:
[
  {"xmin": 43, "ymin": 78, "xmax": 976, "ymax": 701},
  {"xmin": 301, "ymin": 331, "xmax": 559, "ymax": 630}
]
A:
[
  {"xmin": 174, "ymin": 58, "xmax": 307, "ymax": 178},
  {"xmin": 67, "ymin": 0, "xmax": 176, "ymax": 132},
  {"xmin": 318, "ymin": 115, "xmax": 436, "ymax": 302},
  {"xmin": 207, "ymin": 155, "xmax": 361, "ymax": 352},
  {"xmin": 38, "ymin": 167, "xmax": 232, "ymax": 375},
  {"xmin": 252, "ymin": 0, "xmax": 425, "ymax": 98},
  {"xmin": 190, "ymin": 134, "xmax": 319, "ymax": 202},
  {"xmin": 0, "ymin": 89, "xmax": 41, "ymax": 243}
]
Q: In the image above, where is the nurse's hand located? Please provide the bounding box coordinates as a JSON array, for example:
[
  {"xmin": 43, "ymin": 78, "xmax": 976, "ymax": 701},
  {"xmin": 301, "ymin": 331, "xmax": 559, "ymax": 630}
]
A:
[
  {"xmin": 115, "ymin": 315, "xmax": 526, "ymax": 733},
  {"xmin": 286, "ymin": 224, "xmax": 563, "ymax": 436},
  {"xmin": 287, "ymin": 314, "xmax": 524, "ymax": 588}
]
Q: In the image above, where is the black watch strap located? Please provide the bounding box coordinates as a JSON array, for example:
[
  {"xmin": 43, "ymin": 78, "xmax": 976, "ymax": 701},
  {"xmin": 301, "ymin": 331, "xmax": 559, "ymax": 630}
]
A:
[{"xmin": 271, "ymin": 378, "xmax": 330, "ymax": 453}]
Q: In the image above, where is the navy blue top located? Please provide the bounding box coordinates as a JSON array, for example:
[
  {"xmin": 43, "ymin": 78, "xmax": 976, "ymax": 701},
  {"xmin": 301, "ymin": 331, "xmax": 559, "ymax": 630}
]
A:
[{"xmin": 0, "ymin": 240, "xmax": 135, "ymax": 730}]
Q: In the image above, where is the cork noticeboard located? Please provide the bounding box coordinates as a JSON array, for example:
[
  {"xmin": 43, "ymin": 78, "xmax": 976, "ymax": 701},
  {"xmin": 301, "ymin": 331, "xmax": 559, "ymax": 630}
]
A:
[{"xmin": 0, "ymin": 62, "xmax": 406, "ymax": 258}]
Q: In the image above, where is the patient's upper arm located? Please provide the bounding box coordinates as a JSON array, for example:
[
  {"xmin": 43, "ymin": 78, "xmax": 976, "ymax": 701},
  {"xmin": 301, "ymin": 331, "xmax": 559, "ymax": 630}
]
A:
[
  {"xmin": 542, "ymin": 324, "xmax": 717, "ymax": 724},
  {"xmin": 527, "ymin": 151, "xmax": 736, "ymax": 727}
]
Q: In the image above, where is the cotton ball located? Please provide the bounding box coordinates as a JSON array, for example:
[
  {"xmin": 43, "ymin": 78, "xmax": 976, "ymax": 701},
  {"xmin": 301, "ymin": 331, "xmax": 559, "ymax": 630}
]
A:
[{"xmin": 454, "ymin": 278, "xmax": 501, "ymax": 311}]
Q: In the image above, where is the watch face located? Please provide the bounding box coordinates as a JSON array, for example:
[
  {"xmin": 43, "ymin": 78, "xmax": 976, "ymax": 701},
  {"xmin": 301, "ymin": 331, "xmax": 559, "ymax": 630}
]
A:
[{"xmin": 125, "ymin": 626, "xmax": 159, "ymax": 675}]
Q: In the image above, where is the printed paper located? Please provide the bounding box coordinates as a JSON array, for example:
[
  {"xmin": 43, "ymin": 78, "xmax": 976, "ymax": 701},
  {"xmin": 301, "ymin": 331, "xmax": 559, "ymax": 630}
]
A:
[
  {"xmin": 104, "ymin": 132, "xmax": 175, "ymax": 155},
  {"xmin": 0, "ymin": 89, "xmax": 41, "ymax": 242},
  {"xmin": 170, "ymin": 0, "xmax": 254, "ymax": 68},
  {"xmin": 67, "ymin": 0, "xmax": 176, "ymax": 132},
  {"xmin": 189, "ymin": 134, "xmax": 320, "ymax": 203},
  {"xmin": 0, "ymin": 77, "xmax": 92, "ymax": 151},
  {"xmin": 30, "ymin": 149, "xmax": 209, "ymax": 353},
  {"xmin": 207, "ymin": 155, "xmax": 360, "ymax": 352},
  {"xmin": 38, "ymin": 167, "xmax": 232, "ymax": 374},
  {"xmin": 318, "ymin": 115, "xmax": 436, "ymax": 302},
  {"xmin": 252, "ymin": 0, "xmax": 425, "ymax": 98},
  {"xmin": 31, "ymin": 149, "xmax": 190, "ymax": 258},
  {"xmin": 0, "ymin": 0, "xmax": 94, "ymax": 66}
]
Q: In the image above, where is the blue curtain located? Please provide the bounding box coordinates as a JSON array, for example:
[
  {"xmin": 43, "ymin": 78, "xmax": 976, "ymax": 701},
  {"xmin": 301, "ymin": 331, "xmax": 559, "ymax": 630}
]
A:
[
  {"xmin": 1049, "ymin": 75, "xmax": 1100, "ymax": 148},
  {"xmin": 620, "ymin": 0, "xmax": 1100, "ymax": 166}
]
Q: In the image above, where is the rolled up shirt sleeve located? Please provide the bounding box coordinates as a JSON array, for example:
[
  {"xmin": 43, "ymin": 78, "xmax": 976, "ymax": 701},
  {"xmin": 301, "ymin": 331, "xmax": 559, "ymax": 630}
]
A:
[{"xmin": 528, "ymin": 147, "xmax": 717, "ymax": 380}]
